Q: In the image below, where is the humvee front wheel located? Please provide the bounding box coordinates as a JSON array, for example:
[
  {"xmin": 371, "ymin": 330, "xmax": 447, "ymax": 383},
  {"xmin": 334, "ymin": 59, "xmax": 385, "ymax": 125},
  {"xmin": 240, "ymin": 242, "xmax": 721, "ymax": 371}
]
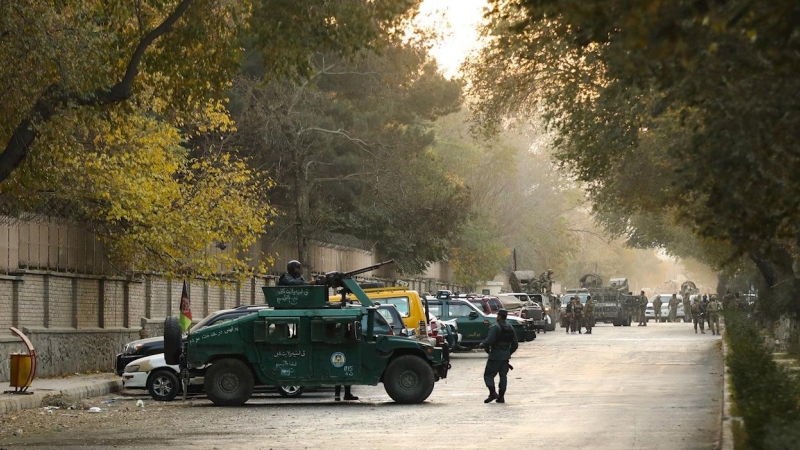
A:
[
  {"xmin": 204, "ymin": 359, "xmax": 254, "ymax": 406},
  {"xmin": 384, "ymin": 355, "xmax": 435, "ymax": 404}
]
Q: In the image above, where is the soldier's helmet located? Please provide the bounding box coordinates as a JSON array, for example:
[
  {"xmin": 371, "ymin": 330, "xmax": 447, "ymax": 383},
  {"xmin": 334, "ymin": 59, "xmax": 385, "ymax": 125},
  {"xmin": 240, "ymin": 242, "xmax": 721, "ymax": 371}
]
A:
[
  {"xmin": 287, "ymin": 260, "xmax": 302, "ymax": 271},
  {"xmin": 547, "ymin": 269, "xmax": 554, "ymax": 274},
  {"xmin": 497, "ymin": 309, "xmax": 508, "ymax": 318}
]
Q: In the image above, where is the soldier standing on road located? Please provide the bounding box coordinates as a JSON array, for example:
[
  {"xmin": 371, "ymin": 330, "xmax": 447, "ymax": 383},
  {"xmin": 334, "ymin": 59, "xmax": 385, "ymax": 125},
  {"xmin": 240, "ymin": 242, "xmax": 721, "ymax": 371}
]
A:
[
  {"xmin": 652, "ymin": 295, "xmax": 662, "ymax": 323},
  {"xmin": 668, "ymin": 294, "xmax": 679, "ymax": 322},
  {"xmin": 691, "ymin": 298, "xmax": 706, "ymax": 334},
  {"xmin": 564, "ymin": 296, "xmax": 574, "ymax": 333},
  {"xmin": 707, "ymin": 295, "xmax": 722, "ymax": 336},
  {"xmin": 637, "ymin": 291, "xmax": 648, "ymax": 326},
  {"xmin": 572, "ymin": 297, "xmax": 584, "ymax": 334},
  {"xmin": 583, "ymin": 295, "xmax": 596, "ymax": 334},
  {"xmin": 278, "ymin": 260, "xmax": 318, "ymax": 286},
  {"xmin": 683, "ymin": 294, "xmax": 692, "ymax": 323},
  {"xmin": 703, "ymin": 295, "xmax": 713, "ymax": 331},
  {"xmin": 479, "ymin": 309, "xmax": 518, "ymax": 403}
]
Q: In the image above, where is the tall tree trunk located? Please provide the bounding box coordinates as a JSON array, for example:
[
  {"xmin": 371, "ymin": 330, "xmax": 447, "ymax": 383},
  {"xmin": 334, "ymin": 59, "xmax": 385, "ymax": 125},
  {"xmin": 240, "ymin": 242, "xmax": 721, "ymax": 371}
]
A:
[{"xmin": 294, "ymin": 158, "xmax": 312, "ymax": 279}]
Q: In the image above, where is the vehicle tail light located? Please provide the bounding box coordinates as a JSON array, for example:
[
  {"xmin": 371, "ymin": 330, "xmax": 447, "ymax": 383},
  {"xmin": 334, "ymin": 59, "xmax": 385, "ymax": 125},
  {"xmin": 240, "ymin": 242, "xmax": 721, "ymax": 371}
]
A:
[
  {"xmin": 429, "ymin": 320, "xmax": 438, "ymax": 338},
  {"xmin": 435, "ymin": 335, "xmax": 444, "ymax": 345},
  {"xmin": 521, "ymin": 310, "xmax": 527, "ymax": 319},
  {"xmin": 388, "ymin": 329, "xmax": 394, "ymax": 336}
]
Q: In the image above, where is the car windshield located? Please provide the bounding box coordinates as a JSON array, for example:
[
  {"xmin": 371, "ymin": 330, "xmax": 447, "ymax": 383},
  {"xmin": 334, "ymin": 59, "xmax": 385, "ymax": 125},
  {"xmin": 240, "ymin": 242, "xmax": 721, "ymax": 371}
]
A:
[
  {"xmin": 565, "ymin": 294, "xmax": 589, "ymax": 304},
  {"xmin": 379, "ymin": 296, "xmax": 411, "ymax": 317},
  {"xmin": 377, "ymin": 306, "xmax": 402, "ymax": 328}
]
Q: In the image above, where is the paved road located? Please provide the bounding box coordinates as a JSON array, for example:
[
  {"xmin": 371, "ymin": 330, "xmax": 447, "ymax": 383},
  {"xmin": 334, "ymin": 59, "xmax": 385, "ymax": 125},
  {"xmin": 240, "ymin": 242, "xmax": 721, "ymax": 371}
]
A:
[{"xmin": 1, "ymin": 322, "xmax": 723, "ymax": 449}]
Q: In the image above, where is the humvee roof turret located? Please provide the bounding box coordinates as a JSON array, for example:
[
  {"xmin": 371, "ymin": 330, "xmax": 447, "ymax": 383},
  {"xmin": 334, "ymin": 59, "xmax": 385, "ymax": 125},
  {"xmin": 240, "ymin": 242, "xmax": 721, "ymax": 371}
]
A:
[{"xmin": 165, "ymin": 261, "xmax": 450, "ymax": 406}]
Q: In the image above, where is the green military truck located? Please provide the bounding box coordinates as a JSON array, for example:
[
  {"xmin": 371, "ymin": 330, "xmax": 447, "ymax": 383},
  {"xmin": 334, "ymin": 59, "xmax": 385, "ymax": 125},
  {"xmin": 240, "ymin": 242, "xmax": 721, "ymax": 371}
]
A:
[
  {"xmin": 562, "ymin": 274, "xmax": 637, "ymax": 327},
  {"xmin": 164, "ymin": 263, "xmax": 450, "ymax": 406}
]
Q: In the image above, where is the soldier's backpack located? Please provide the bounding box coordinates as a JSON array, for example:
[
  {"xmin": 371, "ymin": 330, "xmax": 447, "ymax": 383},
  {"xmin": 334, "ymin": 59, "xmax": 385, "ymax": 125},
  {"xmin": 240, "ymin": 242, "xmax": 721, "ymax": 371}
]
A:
[{"xmin": 707, "ymin": 301, "xmax": 719, "ymax": 313}]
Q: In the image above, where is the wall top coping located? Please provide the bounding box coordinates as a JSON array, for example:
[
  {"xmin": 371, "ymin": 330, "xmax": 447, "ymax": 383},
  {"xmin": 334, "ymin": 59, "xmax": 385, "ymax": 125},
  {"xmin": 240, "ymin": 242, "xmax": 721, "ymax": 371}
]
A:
[
  {"xmin": 11, "ymin": 269, "xmax": 143, "ymax": 283},
  {"xmin": 21, "ymin": 327, "xmax": 138, "ymax": 335}
]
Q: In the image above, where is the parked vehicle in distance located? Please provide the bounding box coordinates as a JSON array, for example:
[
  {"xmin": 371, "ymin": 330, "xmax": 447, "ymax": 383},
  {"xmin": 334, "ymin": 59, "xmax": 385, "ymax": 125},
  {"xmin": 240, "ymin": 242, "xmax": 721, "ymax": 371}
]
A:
[
  {"xmin": 424, "ymin": 296, "xmax": 535, "ymax": 347},
  {"xmin": 648, "ymin": 294, "xmax": 686, "ymax": 322}
]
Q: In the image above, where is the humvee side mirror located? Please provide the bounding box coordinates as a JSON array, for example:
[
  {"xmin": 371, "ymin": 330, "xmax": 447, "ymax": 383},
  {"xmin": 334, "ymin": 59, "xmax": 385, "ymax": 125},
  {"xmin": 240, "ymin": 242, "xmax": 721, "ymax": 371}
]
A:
[{"xmin": 468, "ymin": 311, "xmax": 479, "ymax": 319}]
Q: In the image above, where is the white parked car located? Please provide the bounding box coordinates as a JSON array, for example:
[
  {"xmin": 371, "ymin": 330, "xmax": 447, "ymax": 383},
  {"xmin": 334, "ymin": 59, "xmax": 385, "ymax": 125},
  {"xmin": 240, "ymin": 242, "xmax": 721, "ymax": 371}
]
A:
[
  {"xmin": 122, "ymin": 353, "xmax": 203, "ymax": 402},
  {"xmin": 122, "ymin": 353, "xmax": 304, "ymax": 401},
  {"xmin": 646, "ymin": 294, "xmax": 686, "ymax": 322}
]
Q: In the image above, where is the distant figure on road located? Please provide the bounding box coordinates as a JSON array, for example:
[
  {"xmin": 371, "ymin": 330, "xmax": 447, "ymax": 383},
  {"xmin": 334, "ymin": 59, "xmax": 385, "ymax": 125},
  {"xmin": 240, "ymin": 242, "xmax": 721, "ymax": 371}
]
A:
[
  {"xmin": 703, "ymin": 295, "xmax": 713, "ymax": 331},
  {"xmin": 572, "ymin": 297, "xmax": 584, "ymax": 334},
  {"xmin": 707, "ymin": 296, "xmax": 722, "ymax": 336},
  {"xmin": 691, "ymin": 298, "xmax": 706, "ymax": 334},
  {"xmin": 722, "ymin": 290, "xmax": 734, "ymax": 309},
  {"xmin": 668, "ymin": 294, "xmax": 679, "ymax": 322},
  {"xmin": 479, "ymin": 309, "xmax": 518, "ymax": 404},
  {"xmin": 683, "ymin": 294, "xmax": 692, "ymax": 323},
  {"xmin": 637, "ymin": 291, "xmax": 648, "ymax": 326},
  {"xmin": 652, "ymin": 295, "xmax": 662, "ymax": 323},
  {"xmin": 564, "ymin": 296, "xmax": 574, "ymax": 333},
  {"xmin": 583, "ymin": 295, "xmax": 595, "ymax": 334}
]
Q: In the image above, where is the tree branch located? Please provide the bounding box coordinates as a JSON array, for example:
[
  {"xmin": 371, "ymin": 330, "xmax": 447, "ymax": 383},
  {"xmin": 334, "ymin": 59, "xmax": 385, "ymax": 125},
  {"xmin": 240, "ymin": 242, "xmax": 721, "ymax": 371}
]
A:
[{"xmin": 0, "ymin": 0, "xmax": 194, "ymax": 184}]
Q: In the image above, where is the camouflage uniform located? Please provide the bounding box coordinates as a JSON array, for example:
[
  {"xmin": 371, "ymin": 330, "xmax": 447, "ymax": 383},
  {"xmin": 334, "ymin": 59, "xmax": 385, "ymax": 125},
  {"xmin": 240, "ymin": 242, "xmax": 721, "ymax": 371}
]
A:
[
  {"xmin": 652, "ymin": 296, "xmax": 662, "ymax": 322},
  {"xmin": 691, "ymin": 300, "xmax": 706, "ymax": 334},
  {"xmin": 683, "ymin": 295, "xmax": 692, "ymax": 323},
  {"xmin": 571, "ymin": 298, "xmax": 584, "ymax": 334},
  {"xmin": 637, "ymin": 292, "xmax": 648, "ymax": 326},
  {"xmin": 583, "ymin": 297, "xmax": 596, "ymax": 334},
  {"xmin": 668, "ymin": 294, "xmax": 679, "ymax": 322},
  {"xmin": 564, "ymin": 298, "xmax": 574, "ymax": 333},
  {"xmin": 707, "ymin": 297, "xmax": 722, "ymax": 335}
]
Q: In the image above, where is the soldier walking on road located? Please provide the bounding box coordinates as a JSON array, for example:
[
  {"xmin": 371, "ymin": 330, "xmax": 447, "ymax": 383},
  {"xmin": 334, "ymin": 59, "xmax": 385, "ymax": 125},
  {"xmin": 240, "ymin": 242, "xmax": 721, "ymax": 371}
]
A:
[
  {"xmin": 637, "ymin": 291, "xmax": 648, "ymax": 326},
  {"xmin": 479, "ymin": 309, "xmax": 518, "ymax": 403},
  {"xmin": 707, "ymin": 295, "xmax": 722, "ymax": 335},
  {"xmin": 668, "ymin": 294, "xmax": 679, "ymax": 323},
  {"xmin": 583, "ymin": 295, "xmax": 596, "ymax": 334},
  {"xmin": 652, "ymin": 295, "xmax": 662, "ymax": 323},
  {"xmin": 691, "ymin": 298, "xmax": 706, "ymax": 334}
]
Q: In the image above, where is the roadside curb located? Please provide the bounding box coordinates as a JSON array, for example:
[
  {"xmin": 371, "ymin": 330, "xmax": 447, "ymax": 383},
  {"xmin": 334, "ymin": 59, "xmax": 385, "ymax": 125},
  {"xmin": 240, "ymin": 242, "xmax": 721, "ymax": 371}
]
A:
[
  {"xmin": 0, "ymin": 378, "xmax": 122, "ymax": 415},
  {"xmin": 720, "ymin": 327, "xmax": 734, "ymax": 450}
]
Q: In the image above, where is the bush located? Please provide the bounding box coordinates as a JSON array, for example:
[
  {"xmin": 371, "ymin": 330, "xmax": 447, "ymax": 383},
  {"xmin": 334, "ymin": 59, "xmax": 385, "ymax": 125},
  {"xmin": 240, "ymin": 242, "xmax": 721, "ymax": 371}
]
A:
[{"xmin": 724, "ymin": 310, "xmax": 800, "ymax": 449}]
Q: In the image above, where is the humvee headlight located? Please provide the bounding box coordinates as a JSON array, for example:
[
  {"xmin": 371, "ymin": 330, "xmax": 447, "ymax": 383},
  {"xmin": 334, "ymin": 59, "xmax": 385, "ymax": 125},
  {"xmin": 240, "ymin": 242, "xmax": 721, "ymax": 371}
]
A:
[{"xmin": 427, "ymin": 347, "xmax": 433, "ymax": 354}]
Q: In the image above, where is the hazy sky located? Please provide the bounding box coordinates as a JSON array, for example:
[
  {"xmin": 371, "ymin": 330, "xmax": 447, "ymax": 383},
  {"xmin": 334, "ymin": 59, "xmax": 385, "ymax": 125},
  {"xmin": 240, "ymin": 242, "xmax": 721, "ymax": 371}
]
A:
[{"xmin": 416, "ymin": 0, "xmax": 488, "ymax": 78}]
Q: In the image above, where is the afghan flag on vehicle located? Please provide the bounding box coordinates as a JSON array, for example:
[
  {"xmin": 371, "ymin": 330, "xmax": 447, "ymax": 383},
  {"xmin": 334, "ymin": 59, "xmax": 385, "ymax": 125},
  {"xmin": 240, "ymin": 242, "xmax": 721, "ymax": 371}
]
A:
[{"xmin": 179, "ymin": 281, "xmax": 192, "ymax": 332}]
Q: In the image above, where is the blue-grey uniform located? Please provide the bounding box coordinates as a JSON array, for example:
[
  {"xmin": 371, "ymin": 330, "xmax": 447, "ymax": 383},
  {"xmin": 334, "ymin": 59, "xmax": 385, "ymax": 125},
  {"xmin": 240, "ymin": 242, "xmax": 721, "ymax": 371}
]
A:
[
  {"xmin": 479, "ymin": 309, "xmax": 519, "ymax": 403},
  {"xmin": 278, "ymin": 272, "xmax": 307, "ymax": 286},
  {"xmin": 278, "ymin": 260, "xmax": 309, "ymax": 286}
]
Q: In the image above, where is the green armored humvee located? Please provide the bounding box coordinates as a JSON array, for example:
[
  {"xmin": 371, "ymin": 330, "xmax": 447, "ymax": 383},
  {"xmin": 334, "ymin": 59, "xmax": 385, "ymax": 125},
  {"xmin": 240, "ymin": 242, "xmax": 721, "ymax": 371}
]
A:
[{"xmin": 164, "ymin": 262, "xmax": 450, "ymax": 406}]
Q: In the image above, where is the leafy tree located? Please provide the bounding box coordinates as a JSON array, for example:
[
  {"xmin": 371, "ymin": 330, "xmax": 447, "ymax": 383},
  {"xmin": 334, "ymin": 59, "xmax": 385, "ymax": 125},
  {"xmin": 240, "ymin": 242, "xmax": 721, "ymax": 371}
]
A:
[
  {"xmin": 467, "ymin": 0, "xmax": 800, "ymax": 311},
  {"xmin": 232, "ymin": 41, "xmax": 465, "ymax": 274},
  {"xmin": 0, "ymin": 0, "xmax": 422, "ymax": 278}
]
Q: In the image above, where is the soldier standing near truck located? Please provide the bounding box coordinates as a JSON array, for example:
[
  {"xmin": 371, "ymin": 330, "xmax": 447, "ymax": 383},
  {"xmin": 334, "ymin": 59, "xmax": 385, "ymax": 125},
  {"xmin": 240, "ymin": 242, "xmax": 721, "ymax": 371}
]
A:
[
  {"xmin": 683, "ymin": 294, "xmax": 692, "ymax": 323},
  {"xmin": 637, "ymin": 291, "xmax": 648, "ymax": 326},
  {"xmin": 583, "ymin": 295, "xmax": 596, "ymax": 334},
  {"xmin": 564, "ymin": 296, "xmax": 574, "ymax": 333},
  {"xmin": 480, "ymin": 309, "xmax": 518, "ymax": 403},
  {"xmin": 572, "ymin": 297, "xmax": 584, "ymax": 334}
]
